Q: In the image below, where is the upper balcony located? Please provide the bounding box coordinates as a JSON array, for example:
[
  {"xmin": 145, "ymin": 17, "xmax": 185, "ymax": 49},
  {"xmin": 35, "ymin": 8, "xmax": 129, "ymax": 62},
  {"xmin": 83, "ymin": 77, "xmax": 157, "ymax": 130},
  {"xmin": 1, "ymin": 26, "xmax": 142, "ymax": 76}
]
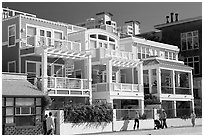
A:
[
  {"xmin": 20, "ymin": 35, "xmax": 82, "ymax": 56},
  {"xmin": 3, "ymin": 7, "xmax": 36, "ymax": 19},
  {"xmin": 89, "ymin": 47, "xmax": 138, "ymax": 62}
]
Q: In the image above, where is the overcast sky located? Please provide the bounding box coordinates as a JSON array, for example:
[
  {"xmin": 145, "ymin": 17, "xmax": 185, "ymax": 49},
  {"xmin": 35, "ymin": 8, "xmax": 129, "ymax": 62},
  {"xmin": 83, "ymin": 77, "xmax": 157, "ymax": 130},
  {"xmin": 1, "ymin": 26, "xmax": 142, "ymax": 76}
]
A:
[{"xmin": 2, "ymin": 2, "xmax": 202, "ymax": 33}]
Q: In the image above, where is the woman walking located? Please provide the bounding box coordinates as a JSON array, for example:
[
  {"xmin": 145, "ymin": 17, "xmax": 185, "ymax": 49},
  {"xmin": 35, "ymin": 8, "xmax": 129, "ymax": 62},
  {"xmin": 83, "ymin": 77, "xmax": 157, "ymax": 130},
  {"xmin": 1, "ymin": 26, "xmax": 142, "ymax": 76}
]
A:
[{"xmin": 133, "ymin": 111, "xmax": 140, "ymax": 130}]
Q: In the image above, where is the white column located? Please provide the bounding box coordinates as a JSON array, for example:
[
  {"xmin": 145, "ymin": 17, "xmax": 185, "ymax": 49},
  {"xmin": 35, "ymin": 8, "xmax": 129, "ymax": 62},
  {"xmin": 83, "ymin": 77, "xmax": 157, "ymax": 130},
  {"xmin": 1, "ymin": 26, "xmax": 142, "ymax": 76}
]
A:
[
  {"xmin": 172, "ymin": 70, "xmax": 175, "ymax": 94},
  {"xmin": 106, "ymin": 59, "xmax": 112, "ymax": 83},
  {"xmin": 132, "ymin": 68, "xmax": 134, "ymax": 84},
  {"xmin": 36, "ymin": 63, "xmax": 40, "ymax": 77},
  {"xmin": 156, "ymin": 68, "xmax": 161, "ymax": 95},
  {"xmin": 51, "ymin": 64, "xmax": 54, "ymax": 76},
  {"xmin": 87, "ymin": 55, "xmax": 92, "ymax": 105},
  {"xmin": 149, "ymin": 69, "xmax": 152, "ymax": 94},
  {"xmin": 173, "ymin": 101, "xmax": 177, "ymax": 117},
  {"xmin": 190, "ymin": 71, "xmax": 195, "ymax": 112},
  {"xmin": 42, "ymin": 49, "xmax": 48, "ymax": 94},
  {"xmin": 139, "ymin": 99, "xmax": 144, "ymax": 115},
  {"xmin": 138, "ymin": 62, "xmax": 143, "ymax": 93}
]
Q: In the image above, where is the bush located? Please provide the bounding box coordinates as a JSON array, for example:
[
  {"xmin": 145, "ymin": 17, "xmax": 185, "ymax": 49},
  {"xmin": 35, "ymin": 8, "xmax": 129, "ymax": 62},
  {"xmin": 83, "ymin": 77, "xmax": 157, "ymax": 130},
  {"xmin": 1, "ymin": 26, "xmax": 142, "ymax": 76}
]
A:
[
  {"xmin": 64, "ymin": 103, "xmax": 113, "ymax": 125},
  {"xmin": 42, "ymin": 95, "xmax": 52, "ymax": 111}
]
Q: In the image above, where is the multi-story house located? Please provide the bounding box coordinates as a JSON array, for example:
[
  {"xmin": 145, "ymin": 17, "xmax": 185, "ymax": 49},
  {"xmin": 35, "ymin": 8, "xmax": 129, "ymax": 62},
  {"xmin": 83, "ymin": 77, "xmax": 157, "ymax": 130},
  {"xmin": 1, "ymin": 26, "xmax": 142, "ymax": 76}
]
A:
[
  {"xmin": 76, "ymin": 12, "xmax": 118, "ymax": 35},
  {"xmin": 120, "ymin": 36, "xmax": 194, "ymax": 117},
  {"xmin": 118, "ymin": 20, "xmax": 141, "ymax": 38},
  {"xmin": 2, "ymin": 8, "xmax": 92, "ymax": 109},
  {"xmin": 2, "ymin": 8, "xmax": 195, "ymax": 120},
  {"xmin": 68, "ymin": 29, "xmax": 144, "ymax": 113},
  {"xmin": 154, "ymin": 13, "xmax": 202, "ymax": 112}
]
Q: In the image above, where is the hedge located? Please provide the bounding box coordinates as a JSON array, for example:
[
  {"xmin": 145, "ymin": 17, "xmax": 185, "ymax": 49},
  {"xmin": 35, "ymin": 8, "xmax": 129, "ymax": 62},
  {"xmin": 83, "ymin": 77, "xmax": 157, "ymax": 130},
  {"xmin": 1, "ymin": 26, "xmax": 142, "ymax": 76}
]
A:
[{"xmin": 64, "ymin": 103, "xmax": 113, "ymax": 125}]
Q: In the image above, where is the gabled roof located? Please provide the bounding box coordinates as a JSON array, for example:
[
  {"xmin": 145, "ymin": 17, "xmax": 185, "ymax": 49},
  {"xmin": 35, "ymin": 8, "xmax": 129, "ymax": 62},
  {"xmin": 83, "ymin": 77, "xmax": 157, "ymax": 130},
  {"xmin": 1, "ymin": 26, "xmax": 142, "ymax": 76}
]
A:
[
  {"xmin": 143, "ymin": 58, "xmax": 193, "ymax": 71},
  {"xmin": 2, "ymin": 73, "xmax": 45, "ymax": 97}
]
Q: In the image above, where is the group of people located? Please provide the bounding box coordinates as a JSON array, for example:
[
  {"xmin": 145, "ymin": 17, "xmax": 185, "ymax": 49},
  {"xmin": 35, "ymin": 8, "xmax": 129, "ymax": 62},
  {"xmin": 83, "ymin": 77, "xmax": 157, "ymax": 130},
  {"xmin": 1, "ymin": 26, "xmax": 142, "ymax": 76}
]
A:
[
  {"xmin": 133, "ymin": 109, "xmax": 196, "ymax": 130},
  {"xmin": 43, "ymin": 112, "xmax": 55, "ymax": 135}
]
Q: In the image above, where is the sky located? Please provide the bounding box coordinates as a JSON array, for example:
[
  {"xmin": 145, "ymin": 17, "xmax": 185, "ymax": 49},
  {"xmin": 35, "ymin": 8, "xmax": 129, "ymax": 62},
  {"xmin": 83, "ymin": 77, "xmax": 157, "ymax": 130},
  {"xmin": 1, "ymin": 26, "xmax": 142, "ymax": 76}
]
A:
[{"xmin": 2, "ymin": 1, "xmax": 202, "ymax": 33}]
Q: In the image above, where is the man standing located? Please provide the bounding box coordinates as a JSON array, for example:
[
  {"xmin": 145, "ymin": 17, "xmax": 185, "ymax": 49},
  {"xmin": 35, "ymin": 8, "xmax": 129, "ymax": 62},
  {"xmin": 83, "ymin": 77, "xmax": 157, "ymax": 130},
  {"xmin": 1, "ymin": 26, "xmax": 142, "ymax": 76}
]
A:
[
  {"xmin": 43, "ymin": 114, "xmax": 48, "ymax": 135},
  {"xmin": 190, "ymin": 111, "xmax": 196, "ymax": 127},
  {"xmin": 160, "ymin": 109, "xmax": 167, "ymax": 129},
  {"xmin": 46, "ymin": 112, "xmax": 55, "ymax": 135}
]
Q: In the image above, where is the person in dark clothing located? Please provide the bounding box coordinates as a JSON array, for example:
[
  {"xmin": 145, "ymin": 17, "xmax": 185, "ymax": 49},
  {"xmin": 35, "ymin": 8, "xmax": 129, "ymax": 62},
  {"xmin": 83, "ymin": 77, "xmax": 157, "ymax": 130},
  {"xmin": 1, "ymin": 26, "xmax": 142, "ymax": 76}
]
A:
[
  {"xmin": 133, "ymin": 111, "xmax": 140, "ymax": 130},
  {"xmin": 43, "ymin": 114, "xmax": 48, "ymax": 135},
  {"xmin": 160, "ymin": 109, "xmax": 167, "ymax": 129}
]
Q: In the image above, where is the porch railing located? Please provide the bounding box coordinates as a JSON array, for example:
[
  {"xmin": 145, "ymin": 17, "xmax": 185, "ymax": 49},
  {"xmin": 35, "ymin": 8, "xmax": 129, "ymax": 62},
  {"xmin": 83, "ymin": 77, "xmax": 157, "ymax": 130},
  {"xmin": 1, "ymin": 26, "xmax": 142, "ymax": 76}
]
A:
[
  {"xmin": 161, "ymin": 86, "xmax": 173, "ymax": 94},
  {"xmin": 175, "ymin": 87, "xmax": 191, "ymax": 95},
  {"xmin": 105, "ymin": 49, "xmax": 137, "ymax": 60},
  {"xmin": 21, "ymin": 35, "xmax": 81, "ymax": 52},
  {"xmin": 47, "ymin": 77, "xmax": 89, "ymax": 90},
  {"xmin": 92, "ymin": 83, "xmax": 139, "ymax": 92}
]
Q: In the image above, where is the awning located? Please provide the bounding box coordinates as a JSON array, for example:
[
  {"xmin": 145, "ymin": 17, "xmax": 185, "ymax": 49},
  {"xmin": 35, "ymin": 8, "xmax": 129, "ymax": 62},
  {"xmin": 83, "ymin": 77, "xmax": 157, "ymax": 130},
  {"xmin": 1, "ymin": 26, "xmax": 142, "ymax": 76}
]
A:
[{"xmin": 2, "ymin": 79, "xmax": 46, "ymax": 97}]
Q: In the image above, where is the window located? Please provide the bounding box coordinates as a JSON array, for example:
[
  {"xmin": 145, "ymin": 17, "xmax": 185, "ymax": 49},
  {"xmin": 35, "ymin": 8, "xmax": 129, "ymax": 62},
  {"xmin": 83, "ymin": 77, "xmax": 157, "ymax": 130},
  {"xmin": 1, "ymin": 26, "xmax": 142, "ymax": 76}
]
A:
[
  {"xmin": 98, "ymin": 34, "xmax": 107, "ymax": 41},
  {"xmin": 137, "ymin": 47, "xmax": 141, "ymax": 59},
  {"xmin": 8, "ymin": 61, "xmax": 16, "ymax": 73},
  {"xmin": 181, "ymin": 30, "xmax": 199, "ymax": 51},
  {"xmin": 184, "ymin": 56, "xmax": 200, "ymax": 75},
  {"xmin": 8, "ymin": 25, "xmax": 16, "ymax": 47},
  {"xmin": 109, "ymin": 43, "xmax": 115, "ymax": 50},
  {"xmin": 90, "ymin": 40, "xmax": 97, "ymax": 49},
  {"xmin": 90, "ymin": 34, "xmax": 96, "ymax": 39},
  {"xmin": 27, "ymin": 26, "xmax": 36, "ymax": 46},
  {"xmin": 109, "ymin": 37, "xmax": 115, "ymax": 42}
]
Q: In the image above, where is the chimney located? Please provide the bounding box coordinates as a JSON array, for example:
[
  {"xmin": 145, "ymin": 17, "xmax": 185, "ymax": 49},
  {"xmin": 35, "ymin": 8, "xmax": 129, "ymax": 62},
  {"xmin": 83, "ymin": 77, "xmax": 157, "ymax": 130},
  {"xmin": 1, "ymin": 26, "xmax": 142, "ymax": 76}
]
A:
[
  {"xmin": 166, "ymin": 16, "xmax": 169, "ymax": 23},
  {"xmin": 175, "ymin": 13, "xmax": 179, "ymax": 21},
  {"xmin": 170, "ymin": 12, "xmax": 174, "ymax": 23}
]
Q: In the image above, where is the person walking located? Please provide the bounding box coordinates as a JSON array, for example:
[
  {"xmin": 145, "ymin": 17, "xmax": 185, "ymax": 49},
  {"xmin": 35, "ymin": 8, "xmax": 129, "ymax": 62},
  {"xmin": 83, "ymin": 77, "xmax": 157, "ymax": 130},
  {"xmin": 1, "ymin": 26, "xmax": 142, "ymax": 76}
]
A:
[
  {"xmin": 190, "ymin": 110, "xmax": 196, "ymax": 127},
  {"xmin": 133, "ymin": 111, "xmax": 140, "ymax": 130},
  {"xmin": 43, "ymin": 114, "xmax": 48, "ymax": 135},
  {"xmin": 160, "ymin": 109, "xmax": 167, "ymax": 129},
  {"xmin": 46, "ymin": 112, "xmax": 55, "ymax": 135}
]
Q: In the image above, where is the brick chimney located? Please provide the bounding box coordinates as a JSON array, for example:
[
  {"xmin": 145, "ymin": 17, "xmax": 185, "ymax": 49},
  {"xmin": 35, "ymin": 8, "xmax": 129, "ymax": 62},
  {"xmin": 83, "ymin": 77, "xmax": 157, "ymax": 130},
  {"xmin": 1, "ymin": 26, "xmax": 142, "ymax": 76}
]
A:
[
  {"xmin": 175, "ymin": 13, "xmax": 179, "ymax": 21},
  {"xmin": 166, "ymin": 16, "xmax": 169, "ymax": 23},
  {"xmin": 170, "ymin": 12, "xmax": 174, "ymax": 23}
]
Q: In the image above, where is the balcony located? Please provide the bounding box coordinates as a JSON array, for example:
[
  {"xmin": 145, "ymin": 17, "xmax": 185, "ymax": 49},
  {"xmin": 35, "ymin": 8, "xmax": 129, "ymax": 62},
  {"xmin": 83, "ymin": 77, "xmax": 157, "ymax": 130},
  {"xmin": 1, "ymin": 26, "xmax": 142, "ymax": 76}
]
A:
[
  {"xmin": 104, "ymin": 49, "xmax": 137, "ymax": 61},
  {"xmin": 92, "ymin": 83, "xmax": 140, "ymax": 93},
  {"xmin": 47, "ymin": 77, "xmax": 90, "ymax": 96},
  {"xmin": 89, "ymin": 48, "xmax": 138, "ymax": 62},
  {"xmin": 20, "ymin": 35, "xmax": 81, "ymax": 53}
]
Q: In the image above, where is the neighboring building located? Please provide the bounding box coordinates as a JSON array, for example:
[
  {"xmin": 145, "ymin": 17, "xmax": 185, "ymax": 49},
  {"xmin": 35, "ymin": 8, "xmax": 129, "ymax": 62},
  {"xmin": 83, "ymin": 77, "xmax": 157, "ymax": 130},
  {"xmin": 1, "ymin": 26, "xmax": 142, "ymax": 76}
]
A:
[
  {"xmin": 2, "ymin": 8, "xmax": 92, "ymax": 109},
  {"xmin": 2, "ymin": 72, "xmax": 46, "ymax": 135},
  {"xmin": 76, "ymin": 12, "xmax": 118, "ymax": 35},
  {"xmin": 120, "ymin": 36, "xmax": 194, "ymax": 117},
  {"xmin": 154, "ymin": 13, "xmax": 202, "ymax": 111},
  {"xmin": 118, "ymin": 20, "xmax": 141, "ymax": 38}
]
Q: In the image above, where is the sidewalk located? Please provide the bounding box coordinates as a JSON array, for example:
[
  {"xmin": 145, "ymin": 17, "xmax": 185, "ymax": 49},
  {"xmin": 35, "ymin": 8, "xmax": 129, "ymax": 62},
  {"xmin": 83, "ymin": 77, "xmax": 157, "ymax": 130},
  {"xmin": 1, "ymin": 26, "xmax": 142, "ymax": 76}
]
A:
[{"xmin": 84, "ymin": 125, "xmax": 202, "ymax": 135}]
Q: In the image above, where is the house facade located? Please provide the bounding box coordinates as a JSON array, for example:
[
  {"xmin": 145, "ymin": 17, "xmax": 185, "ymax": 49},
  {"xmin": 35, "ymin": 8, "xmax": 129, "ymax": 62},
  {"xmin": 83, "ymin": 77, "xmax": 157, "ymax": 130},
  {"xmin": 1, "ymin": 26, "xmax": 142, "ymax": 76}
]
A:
[
  {"xmin": 2, "ymin": 8, "xmax": 92, "ymax": 109},
  {"xmin": 154, "ymin": 14, "xmax": 202, "ymax": 113},
  {"xmin": 2, "ymin": 8, "xmax": 195, "ymax": 120},
  {"xmin": 120, "ymin": 37, "xmax": 194, "ymax": 117}
]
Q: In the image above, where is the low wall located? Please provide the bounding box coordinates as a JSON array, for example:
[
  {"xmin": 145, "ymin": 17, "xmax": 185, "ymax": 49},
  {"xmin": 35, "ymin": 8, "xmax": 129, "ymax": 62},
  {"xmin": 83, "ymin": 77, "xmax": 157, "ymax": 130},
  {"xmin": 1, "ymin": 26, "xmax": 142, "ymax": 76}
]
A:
[
  {"xmin": 46, "ymin": 110, "xmax": 202, "ymax": 135},
  {"xmin": 113, "ymin": 118, "xmax": 202, "ymax": 131},
  {"xmin": 60, "ymin": 122, "xmax": 112, "ymax": 135}
]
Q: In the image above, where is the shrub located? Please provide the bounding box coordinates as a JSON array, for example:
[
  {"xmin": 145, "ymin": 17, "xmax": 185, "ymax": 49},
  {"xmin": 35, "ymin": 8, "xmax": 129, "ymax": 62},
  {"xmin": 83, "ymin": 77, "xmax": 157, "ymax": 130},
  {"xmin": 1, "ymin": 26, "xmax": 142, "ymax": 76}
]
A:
[{"xmin": 64, "ymin": 103, "xmax": 113, "ymax": 125}]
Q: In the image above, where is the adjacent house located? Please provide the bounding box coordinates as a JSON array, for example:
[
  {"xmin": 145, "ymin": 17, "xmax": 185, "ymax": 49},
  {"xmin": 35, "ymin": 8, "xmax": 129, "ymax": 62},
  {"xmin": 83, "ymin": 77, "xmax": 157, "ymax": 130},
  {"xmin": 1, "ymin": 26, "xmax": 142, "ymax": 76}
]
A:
[
  {"xmin": 2, "ymin": 8, "xmax": 92, "ymax": 109},
  {"xmin": 154, "ymin": 13, "xmax": 202, "ymax": 114},
  {"xmin": 2, "ymin": 72, "xmax": 47, "ymax": 135}
]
